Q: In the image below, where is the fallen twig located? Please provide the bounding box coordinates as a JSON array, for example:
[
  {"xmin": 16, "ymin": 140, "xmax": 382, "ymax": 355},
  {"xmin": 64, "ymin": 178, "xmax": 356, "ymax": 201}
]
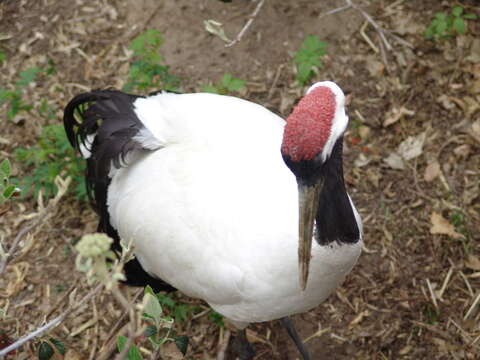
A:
[
  {"xmin": 0, "ymin": 176, "xmax": 71, "ymax": 275},
  {"xmin": 225, "ymin": 0, "xmax": 266, "ymax": 47},
  {"xmin": 0, "ymin": 284, "xmax": 103, "ymax": 357},
  {"xmin": 320, "ymin": 0, "xmax": 414, "ymax": 69}
]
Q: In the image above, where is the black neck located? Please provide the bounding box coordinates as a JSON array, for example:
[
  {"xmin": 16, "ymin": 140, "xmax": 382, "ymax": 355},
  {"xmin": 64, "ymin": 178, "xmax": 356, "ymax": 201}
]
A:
[{"xmin": 315, "ymin": 140, "xmax": 360, "ymax": 245}]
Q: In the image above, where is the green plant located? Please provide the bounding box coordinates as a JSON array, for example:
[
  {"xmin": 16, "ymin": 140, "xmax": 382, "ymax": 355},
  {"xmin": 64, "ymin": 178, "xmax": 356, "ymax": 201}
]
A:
[
  {"xmin": 37, "ymin": 338, "xmax": 65, "ymax": 360},
  {"xmin": 423, "ymin": 304, "xmax": 439, "ymax": 325},
  {"xmin": 14, "ymin": 125, "xmax": 86, "ymax": 200},
  {"xmin": 117, "ymin": 286, "xmax": 189, "ymax": 360},
  {"xmin": 293, "ymin": 35, "xmax": 327, "ymax": 86},
  {"xmin": 0, "ymin": 159, "xmax": 19, "ymax": 203},
  {"xmin": 202, "ymin": 73, "xmax": 246, "ymax": 94},
  {"xmin": 424, "ymin": 6, "xmax": 477, "ymax": 39},
  {"xmin": 208, "ymin": 310, "xmax": 225, "ymax": 328},
  {"xmin": 155, "ymin": 293, "xmax": 197, "ymax": 323},
  {"xmin": 0, "ymin": 67, "xmax": 42, "ymax": 121},
  {"xmin": 124, "ymin": 29, "xmax": 179, "ymax": 92}
]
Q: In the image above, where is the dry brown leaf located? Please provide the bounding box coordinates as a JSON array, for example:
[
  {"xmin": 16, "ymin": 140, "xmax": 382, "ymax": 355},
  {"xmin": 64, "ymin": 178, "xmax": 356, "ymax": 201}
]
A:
[
  {"xmin": 384, "ymin": 152, "xmax": 405, "ymax": 170},
  {"xmin": 65, "ymin": 349, "xmax": 85, "ymax": 360},
  {"xmin": 383, "ymin": 106, "xmax": 415, "ymax": 127},
  {"xmin": 453, "ymin": 144, "xmax": 471, "ymax": 158},
  {"xmin": 430, "ymin": 212, "xmax": 464, "ymax": 239},
  {"xmin": 358, "ymin": 125, "xmax": 371, "ymax": 141},
  {"xmin": 471, "ymin": 119, "xmax": 480, "ymax": 143},
  {"xmin": 397, "ymin": 132, "xmax": 426, "ymax": 160},
  {"xmin": 161, "ymin": 342, "xmax": 184, "ymax": 360},
  {"xmin": 466, "ymin": 38, "xmax": 480, "ymax": 63},
  {"xmin": 437, "ymin": 94, "xmax": 456, "ymax": 110},
  {"xmin": 366, "ymin": 57, "xmax": 384, "ymax": 77},
  {"xmin": 424, "ymin": 161, "xmax": 441, "ymax": 182},
  {"xmin": 465, "ymin": 255, "xmax": 480, "ymax": 271}
]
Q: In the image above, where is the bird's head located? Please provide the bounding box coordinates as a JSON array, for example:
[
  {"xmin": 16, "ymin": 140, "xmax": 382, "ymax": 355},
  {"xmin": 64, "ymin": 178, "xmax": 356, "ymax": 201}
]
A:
[{"xmin": 281, "ymin": 81, "xmax": 349, "ymax": 290}]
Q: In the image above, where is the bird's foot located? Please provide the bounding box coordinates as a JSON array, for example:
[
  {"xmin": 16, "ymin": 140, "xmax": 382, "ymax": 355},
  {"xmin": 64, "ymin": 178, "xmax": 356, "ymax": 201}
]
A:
[{"xmin": 231, "ymin": 329, "xmax": 255, "ymax": 360}]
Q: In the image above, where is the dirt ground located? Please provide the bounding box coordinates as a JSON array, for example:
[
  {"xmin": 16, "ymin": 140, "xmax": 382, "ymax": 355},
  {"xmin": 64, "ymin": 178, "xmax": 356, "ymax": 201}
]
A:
[{"xmin": 1, "ymin": 0, "xmax": 480, "ymax": 359}]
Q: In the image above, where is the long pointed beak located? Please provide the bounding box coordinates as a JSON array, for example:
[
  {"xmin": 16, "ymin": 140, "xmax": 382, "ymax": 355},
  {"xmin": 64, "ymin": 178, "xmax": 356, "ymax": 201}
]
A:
[{"xmin": 297, "ymin": 180, "xmax": 323, "ymax": 290}]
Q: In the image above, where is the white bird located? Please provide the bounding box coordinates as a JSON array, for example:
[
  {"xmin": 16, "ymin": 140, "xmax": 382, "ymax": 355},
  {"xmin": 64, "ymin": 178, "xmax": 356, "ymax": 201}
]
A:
[{"xmin": 64, "ymin": 81, "xmax": 362, "ymax": 359}]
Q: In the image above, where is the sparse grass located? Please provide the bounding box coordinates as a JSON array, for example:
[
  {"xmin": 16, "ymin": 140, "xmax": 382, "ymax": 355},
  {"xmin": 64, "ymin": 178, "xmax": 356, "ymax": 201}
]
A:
[
  {"xmin": 155, "ymin": 293, "xmax": 197, "ymax": 324},
  {"xmin": 0, "ymin": 66, "xmax": 42, "ymax": 121},
  {"xmin": 14, "ymin": 125, "xmax": 86, "ymax": 200},
  {"xmin": 201, "ymin": 73, "xmax": 246, "ymax": 95},
  {"xmin": 123, "ymin": 29, "xmax": 179, "ymax": 92},
  {"xmin": 424, "ymin": 6, "xmax": 477, "ymax": 40},
  {"xmin": 293, "ymin": 35, "xmax": 327, "ymax": 86},
  {"xmin": 0, "ymin": 159, "xmax": 19, "ymax": 203}
]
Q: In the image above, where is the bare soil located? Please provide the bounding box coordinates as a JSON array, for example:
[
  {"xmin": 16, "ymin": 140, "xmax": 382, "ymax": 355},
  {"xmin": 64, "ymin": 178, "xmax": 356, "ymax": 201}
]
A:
[{"xmin": 1, "ymin": 0, "xmax": 479, "ymax": 359}]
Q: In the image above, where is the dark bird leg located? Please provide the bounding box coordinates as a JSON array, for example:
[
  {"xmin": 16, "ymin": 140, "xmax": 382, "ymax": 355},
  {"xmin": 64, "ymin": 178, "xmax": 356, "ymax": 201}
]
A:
[
  {"xmin": 280, "ymin": 317, "xmax": 311, "ymax": 360},
  {"xmin": 231, "ymin": 329, "xmax": 255, "ymax": 360}
]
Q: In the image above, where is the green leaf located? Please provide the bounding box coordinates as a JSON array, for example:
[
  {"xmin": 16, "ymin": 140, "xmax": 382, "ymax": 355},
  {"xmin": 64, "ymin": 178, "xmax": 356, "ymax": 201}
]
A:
[
  {"xmin": 3, "ymin": 185, "xmax": 16, "ymax": 199},
  {"xmin": 436, "ymin": 20, "xmax": 448, "ymax": 36},
  {"xmin": 296, "ymin": 62, "xmax": 313, "ymax": 85},
  {"xmin": 144, "ymin": 285, "xmax": 155, "ymax": 297},
  {"xmin": 173, "ymin": 304, "xmax": 193, "ymax": 323},
  {"xmin": 38, "ymin": 341, "xmax": 54, "ymax": 360},
  {"xmin": 143, "ymin": 293, "xmax": 163, "ymax": 324},
  {"xmin": 202, "ymin": 84, "xmax": 219, "ymax": 93},
  {"xmin": 0, "ymin": 51, "xmax": 5, "ymax": 64},
  {"xmin": 174, "ymin": 335, "xmax": 189, "ymax": 355},
  {"xmin": 49, "ymin": 337, "xmax": 66, "ymax": 355},
  {"xmin": 453, "ymin": 17, "xmax": 466, "ymax": 34},
  {"xmin": 208, "ymin": 310, "xmax": 225, "ymax": 328},
  {"xmin": 0, "ymin": 159, "xmax": 11, "ymax": 178},
  {"xmin": 222, "ymin": 73, "xmax": 245, "ymax": 92},
  {"xmin": 144, "ymin": 325, "xmax": 157, "ymax": 338},
  {"xmin": 0, "ymin": 89, "xmax": 14, "ymax": 104},
  {"xmin": 156, "ymin": 293, "xmax": 176, "ymax": 308},
  {"xmin": 16, "ymin": 67, "xmax": 41, "ymax": 87},
  {"xmin": 463, "ymin": 13, "xmax": 477, "ymax": 20},
  {"xmin": 452, "ymin": 6, "xmax": 463, "ymax": 17},
  {"xmin": 435, "ymin": 12, "xmax": 447, "ymax": 21},
  {"xmin": 293, "ymin": 35, "xmax": 327, "ymax": 85},
  {"xmin": 117, "ymin": 336, "xmax": 143, "ymax": 360}
]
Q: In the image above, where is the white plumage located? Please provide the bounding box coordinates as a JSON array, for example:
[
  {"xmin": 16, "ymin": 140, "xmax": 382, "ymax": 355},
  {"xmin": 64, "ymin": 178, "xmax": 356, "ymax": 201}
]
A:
[
  {"xmin": 64, "ymin": 81, "xmax": 362, "ymax": 358},
  {"xmin": 106, "ymin": 91, "xmax": 362, "ymax": 324}
]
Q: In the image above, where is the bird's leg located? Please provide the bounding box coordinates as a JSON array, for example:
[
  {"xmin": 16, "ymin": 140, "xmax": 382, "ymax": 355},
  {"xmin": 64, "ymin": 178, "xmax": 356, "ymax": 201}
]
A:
[
  {"xmin": 231, "ymin": 329, "xmax": 255, "ymax": 360},
  {"xmin": 280, "ymin": 317, "xmax": 311, "ymax": 360}
]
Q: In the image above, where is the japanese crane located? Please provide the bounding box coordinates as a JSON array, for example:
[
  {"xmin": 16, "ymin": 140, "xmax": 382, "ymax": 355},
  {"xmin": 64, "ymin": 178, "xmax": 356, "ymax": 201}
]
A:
[{"xmin": 64, "ymin": 81, "xmax": 362, "ymax": 359}]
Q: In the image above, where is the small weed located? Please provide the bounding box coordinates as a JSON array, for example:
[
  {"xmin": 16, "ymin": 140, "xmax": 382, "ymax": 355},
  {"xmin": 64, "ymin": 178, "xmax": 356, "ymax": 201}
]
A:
[
  {"xmin": 14, "ymin": 125, "xmax": 86, "ymax": 200},
  {"xmin": 155, "ymin": 293, "xmax": 196, "ymax": 323},
  {"xmin": 0, "ymin": 66, "xmax": 42, "ymax": 121},
  {"xmin": 423, "ymin": 304, "xmax": 439, "ymax": 325},
  {"xmin": 449, "ymin": 211, "xmax": 464, "ymax": 228},
  {"xmin": 117, "ymin": 286, "xmax": 189, "ymax": 359},
  {"xmin": 0, "ymin": 159, "xmax": 20, "ymax": 203},
  {"xmin": 208, "ymin": 310, "xmax": 225, "ymax": 328},
  {"xmin": 202, "ymin": 73, "xmax": 246, "ymax": 95},
  {"xmin": 293, "ymin": 35, "xmax": 327, "ymax": 86},
  {"xmin": 124, "ymin": 29, "xmax": 179, "ymax": 92},
  {"xmin": 450, "ymin": 210, "xmax": 472, "ymax": 253},
  {"xmin": 53, "ymin": 284, "xmax": 67, "ymax": 293},
  {"xmin": 0, "ymin": 50, "xmax": 5, "ymax": 64},
  {"xmin": 424, "ymin": 6, "xmax": 477, "ymax": 40},
  {"xmin": 37, "ymin": 337, "xmax": 66, "ymax": 360}
]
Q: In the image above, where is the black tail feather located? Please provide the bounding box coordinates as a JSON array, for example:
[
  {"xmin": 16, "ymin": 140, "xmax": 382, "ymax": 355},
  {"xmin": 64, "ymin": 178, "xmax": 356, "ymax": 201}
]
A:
[{"xmin": 64, "ymin": 90, "xmax": 176, "ymax": 293}]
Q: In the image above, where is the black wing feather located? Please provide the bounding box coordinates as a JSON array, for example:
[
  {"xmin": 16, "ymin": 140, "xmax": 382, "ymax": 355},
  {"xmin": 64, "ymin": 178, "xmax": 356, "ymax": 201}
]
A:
[{"xmin": 64, "ymin": 89, "xmax": 176, "ymax": 293}]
